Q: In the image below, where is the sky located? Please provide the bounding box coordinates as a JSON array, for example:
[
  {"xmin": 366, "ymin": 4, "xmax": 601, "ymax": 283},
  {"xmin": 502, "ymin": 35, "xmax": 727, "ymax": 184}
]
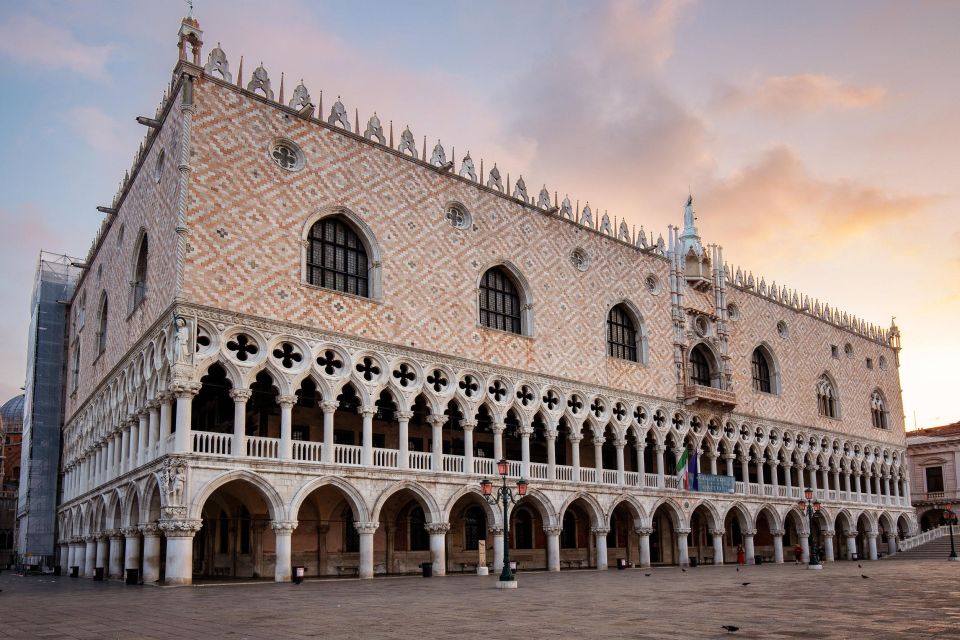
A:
[{"xmin": 0, "ymin": 0, "xmax": 957, "ymax": 429}]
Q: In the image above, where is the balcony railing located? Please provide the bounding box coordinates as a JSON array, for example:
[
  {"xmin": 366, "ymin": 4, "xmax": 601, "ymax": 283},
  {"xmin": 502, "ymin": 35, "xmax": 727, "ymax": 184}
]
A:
[
  {"xmin": 181, "ymin": 433, "xmax": 906, "ymax": 507},
  {"xmin": 683, "ymin": 384, "xmax": 737, "ymax": 409}
]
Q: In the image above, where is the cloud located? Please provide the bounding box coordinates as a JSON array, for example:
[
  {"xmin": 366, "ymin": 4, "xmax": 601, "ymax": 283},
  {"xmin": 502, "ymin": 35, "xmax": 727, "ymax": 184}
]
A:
[
  {"xmin": 714, "ymin": 73, "xmax": 887, "ymax": 115},
  {"xmin": 0, "ymin": 14, "xmax": 112, "ymax": 80},
  {"xmin": 703, "ymin": 146, "xmax": 937, "ymax": 249},
  {"xmin": 64, "ymin": 106, "xmax": 126, "ymax": 154}
]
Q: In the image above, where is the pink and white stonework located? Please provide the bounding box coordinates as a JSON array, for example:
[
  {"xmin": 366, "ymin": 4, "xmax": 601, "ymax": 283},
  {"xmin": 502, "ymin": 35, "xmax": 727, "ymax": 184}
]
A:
[{"xmin": 55, "ymin": 17, "xmax": 913, "ymax": 585}]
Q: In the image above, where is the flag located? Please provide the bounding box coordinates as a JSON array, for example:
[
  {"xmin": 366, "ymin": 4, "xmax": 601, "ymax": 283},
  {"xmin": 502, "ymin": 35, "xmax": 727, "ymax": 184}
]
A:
[
  {"xmin": 688, "ymin": 449, "xmax": 699, "ymax": 491},
  {"xmin": 676, "ymin": 447, "xmax": 689, "ymax": 489}
]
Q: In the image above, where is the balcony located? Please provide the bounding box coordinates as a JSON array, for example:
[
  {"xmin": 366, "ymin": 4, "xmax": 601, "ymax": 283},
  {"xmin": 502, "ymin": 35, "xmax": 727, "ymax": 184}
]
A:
[{"xmin": 683, "ymin": 384, "xmax": 737, "ymax": 409}]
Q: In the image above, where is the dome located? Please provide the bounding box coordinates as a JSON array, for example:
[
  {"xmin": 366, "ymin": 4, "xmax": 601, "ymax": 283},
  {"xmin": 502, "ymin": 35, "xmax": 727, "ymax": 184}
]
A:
[{"xmin": 0, "ymin": 394, "xmax": 24, "ymax": 435}]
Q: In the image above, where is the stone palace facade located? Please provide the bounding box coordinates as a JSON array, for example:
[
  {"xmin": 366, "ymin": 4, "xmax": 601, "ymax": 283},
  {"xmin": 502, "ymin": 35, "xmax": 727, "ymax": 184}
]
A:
[{"xmin": 55, "ymin": 16, "xmax": 913, "ymax": 585}]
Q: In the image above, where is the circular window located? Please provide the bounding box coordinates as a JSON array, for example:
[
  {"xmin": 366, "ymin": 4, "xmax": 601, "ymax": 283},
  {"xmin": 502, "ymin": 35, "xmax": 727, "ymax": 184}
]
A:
[
  {"xmin": 269, "ymin": 138, "xmax": 305, "ymax": 171},
  {"xmin": 694, "ymin": 315, "xmax": 710, "ymax": 337},
  {"xmin": 879, "ymin": 355, "xmax": 887, "ymax": 369},
  {"xmin": 154, "ymin": 148, "xmax": 165, "ymax": 183},
  {"xmin": 570, "ymin": 248, "xmax": 590, "ymax": 272},
  {"xmin": 727, "ymin": 303, "xmax": 739, "ymax": 320},
  {"xmin": 645, "ymin": 274, "xmax": 661, "ymax": 294},
  {"xmin": 844, "ymin": 343, "xmax": 854, "ymax": 357},
  {"xmin": 446, "ymin": 203, "xmax": 472, "ymax": 230},
  {"xmin": 776, "ymin": 320, "xmax": 788, "ymax": 338}
]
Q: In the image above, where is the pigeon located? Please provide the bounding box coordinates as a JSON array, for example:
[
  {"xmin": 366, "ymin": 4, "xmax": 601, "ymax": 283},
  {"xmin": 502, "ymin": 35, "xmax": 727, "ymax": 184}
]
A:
[
  {"xmin": 741, "ymin": 582, "xmax": 751, "ymax": 586},
  {"xmin": 858, "ymin": 563, "xmax": 862, "ymax": 568},
  {"xmin": 861, "ymin": 574, "xmax": 870, "ymax": 579},
  {"xmin": 681, "ymin": 568, "xmax": 687, "ymax": 573},
  {"xmin": 722, "ymin": 626, "xmax": 740, "ymax": 634},
  {"xmin": 736, "ymin": 567, "xmax": 740, "ymax": 573},
  {"xmin": 644, "ymin": 573, "xmax": 651, "ymax": 577}
]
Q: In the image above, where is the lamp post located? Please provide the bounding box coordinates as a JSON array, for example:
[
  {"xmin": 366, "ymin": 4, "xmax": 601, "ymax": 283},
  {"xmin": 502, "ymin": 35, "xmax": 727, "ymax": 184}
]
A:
[
  {"xmin": 945, "ymin": 504, "xmax": 958, "ymax": 561},
  {"xmin": 797, "ymin": 487, "xmax": 822, "ymax": 570},
  {"xmin": 481, "ymin": 459, "xmax": 528, "ymax": 589}
]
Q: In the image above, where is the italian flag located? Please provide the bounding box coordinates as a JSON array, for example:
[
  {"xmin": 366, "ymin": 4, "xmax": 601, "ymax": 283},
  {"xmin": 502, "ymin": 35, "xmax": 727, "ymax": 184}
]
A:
[{"xmin": 676, "ymin": 447, "xmax": 689, "ymax": 490}]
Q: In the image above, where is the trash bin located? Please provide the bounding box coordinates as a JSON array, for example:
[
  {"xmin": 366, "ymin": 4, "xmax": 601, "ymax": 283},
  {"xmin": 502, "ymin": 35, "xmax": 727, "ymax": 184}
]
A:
[
  {"xmin": 851, "ymin": 553, "xmax": 859, "ymax": 561},
  {"xmin": 617, "ymin": 558, "xmax": 627, "ymax": 570},
  {"xmin": 293, "ymin": 566, "xmax": 305, "ymax": 584},
  {"xmin": 70, "ymin": 566, "xmax": 79, "ymax": 578},
  {"xmin": 421, "ymin": 562, "xmax": 433, "ymax": 578},
  {"xmin": 94, "ymin": 567, "xmax": 105, "ymax": 581},
  {"xmin": 54, "ymin": 566, "xmax": 62, "ymax": 577},
  {"xmin": 126, "ymin": 569, "xmax": 139, "ymax": 585},
  {"xmin": 690, "ymin": 557, "xmax": 699, "ymax": 568},
  {"xmin": 754, "ymin": 556, "xmax": 762, "ymax": 566}
]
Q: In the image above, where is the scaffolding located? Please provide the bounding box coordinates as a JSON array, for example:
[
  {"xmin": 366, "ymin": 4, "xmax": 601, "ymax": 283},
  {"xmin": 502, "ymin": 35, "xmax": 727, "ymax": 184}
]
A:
[{"xmin": 16, "ymin": 251, "xmax": 81, "ymax": 567}]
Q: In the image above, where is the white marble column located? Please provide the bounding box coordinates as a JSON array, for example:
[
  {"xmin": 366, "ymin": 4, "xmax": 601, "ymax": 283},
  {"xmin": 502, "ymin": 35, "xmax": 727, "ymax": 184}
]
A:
[
  {"xmin": 545, "ymin": 526, "xmax": 561, "ymax": 571},
  {"xmin": 94, "ymin": 535, "xmax": 108, "ymax": 575},
  {"xmin": 462, "ymin": 420, "xmax": 476, "ymax": 474},
  {"xmin": 108, "ymin": 530, "xmax": 124, "ymax": 579},
  {"xmin": 711, "ymin": 529, "xmax": 725, "ymax": 565},
  {"xmin": 357, "ymin": 521, "xmax": 379, "ymax": 578},
  {"xmin": 845, "ymin": 530, "xmax": 858, "ymax": 559},
  {"xmin": 83, "ymin": 538, "xmax": 95, "ymax": 576},
  {"xmin": 137, "ymin": 411, "xmax": 149, "ymax": 467},
  {"xmin": 887, "ymin": 533, "xmax": 897, "ymax": 556},
  {"xmin": 637, "ymin": 527, "xmax": 652, "ymax": 568},
  {"xmin": 272, "ymin": 521, "xmax": 297, "ymax": 582},
  {"xmin": 361, "ymin": 406, "xmax": 375, "ymax": 467},
  {"xmin": 427, "ymin": 522, "xmax": 450, "ymax": 576},
  {"xmin": 593, "ymin": 527, "xmax": 609, "ymax": 569},
  {"xmin": 428, "ymin": 415, "xmax": 446, "ymax": 472},
  {"xmin": 593, "ymin": 435, "xmax": 604, "ymax": 477},
  {"xmin": 656, "ymin": 446, "xmax": 666, "ymax": 488},
  {"xmin": 321, "ymin": 400, "xmax": 339, "ymax": 464},
  {"xmin": 172, "ymin": 384, "xmax": 200, "ymax": 454},
  {"xmin": 867, "ymin": 532, "xmax": 878, "ymax": 560},
  {"xmin": 278, "ymin": 394, "xmax": 296, "ymax": 461},
  {"xmin": 545, "ymin": 430, "xmax": 557, "ymax": 480},
  {"xmin": 520, "ymin": 426, "xmax": 532, "ymax": 479},
  {"xmin": 569, "ymin": 435, "xmax": 582, "ymax": 477},
  {"xmin": 128, "ymin": 418, "xmax": 139, "ymax": 470},
  {"xmin": 800, "ymin": 536, "xmax": 810, "ymax": 563},
  {"xmin": 59, "ymin": 542, "xmax": 69, "ymax": 572},
  {"xmin": 743, "ymin": 529, "xmax": 756, "ymax": 565},
  {"xmin": 123, "ymin": 527, "xmax": 141, "ymax": 577},
  {"xmin": 783, "ymin": 462, "xmax": 793, "ymax": 492},
  {"xmin": 229, "ymin": 389, "xmax": 251, "ymax": 457},
  {"xmin": 709, "ymin": 453, "xmax": 718, "ymax": 476},
  {"xmin": 492, "ymin": 422, "xmax": 505, "ymax": 461},
  {"xmin": 158, "ymin": 393, "xmax": 172, "ymax": 454},
  {"xmin": 677, "ymin": 528, "xmax": 691, "ymax": 567},
  {"xmin": 120, "ymin": 425, "xmax": 130, "ymax": 474},
  {"xmin": 637, "ymin": 441, "xmax": 646, "ymax": 476},
  {"xmin": 757, "ymin": 457, "xmax": 766, "ymax": 491},
  {"xmin": 489, "ymin": 526, "xmax": 504, "ymax": 575},
  {"xmin": 140, "ymin": 524, "xmax": 161, "ymax": 583},
  {"xmin": 740, "ymin": 456, "xmax": 749, "ymax": 486},
  {"xmin": 615, "ymin": 439, "xmax": 626, "ymax": 486},
  {"xmin": 771, "ymin": 529, "xmax": 784, "ymax": 563},
  {"xmin": 823, "ymin": 531, "xmax": 835, "ymax": 561},
  {"xmin": 161, "ymin": 520, "xmax": 202, "ymax": 585}
]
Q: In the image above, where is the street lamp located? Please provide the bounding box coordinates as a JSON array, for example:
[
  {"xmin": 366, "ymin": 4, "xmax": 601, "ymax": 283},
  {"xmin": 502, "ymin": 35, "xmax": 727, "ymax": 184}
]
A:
[
  {"xmin": 481, "ymin": 459, "xmax": 528, "ymax": 589},
  {"xmin": 944, "ymin": 504, "xmax": 958, "ymax": 561},
  {"xmin": 797, "ymin": 488, "xmax": 822, "ymax": 570}
]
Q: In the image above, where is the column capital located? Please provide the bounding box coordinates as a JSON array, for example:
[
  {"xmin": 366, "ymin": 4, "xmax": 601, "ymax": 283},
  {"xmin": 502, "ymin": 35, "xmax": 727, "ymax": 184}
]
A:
[
  {"xmin": 395, "ymin": 410, "xmax": 414, "ymax": 421},
  {"xmin": 171, "ymin": 381, "xmax": 202, "ymax": 398},
  {"xmin": 654, "ymin": 444, "xmax": 666, "ymax": 453},
  {"xmin": 360, "ymin": 405, "xmax": 377, "ymax": 418},
  {"xmin": 844, "ymin": 529, "xmax": 857, "ymax": 538},
  {"xmin": 519, "ymin": 426, "xmax": 534, "ymax": 437},
  {"xmin": 866, "ymin": 531, "xmax": 878, "ymax": 539},
  {"xmin": 460, "ymin": 419, "xmax": 477, "ymax": 430},
  {"xmin": 769, "ymin": 528, "xmax": 785, "ymax": 537},
  {"xmin": 121, "ymin": 527, "xmax": 140, "ymax": 537},
  {"xmin": 543, "ymin": 525, "xmax": 562, "ymax": 536},
  {"xmin": 709, "ymin": 528, "xmax": 726, "ymax": 537},
  {"xmin": 724, "ymin": 453, "xmax": 736, "ymax": 461},
  {"xmin": 635, "ymin": 527, "xmax": 654, "ymax": 536},
  {"xmin": 425, "ymin": 522, "xmax": 451, "ymax": 535},
  {"xmin": 107, "ymin": 528, "xmax": 124, "ymax": 540},
  {"xmin": 138, "ymin": 410, "xmax": 150, "ymax": 421},
  {"xmin": 613, "ymin": 438, "xmax": 627, "ymax": 449},
  {"xmin": 157, "ymin": 391, "xmax": 174, "ymax": 403},
  {"xmin": 277, "ymin": 394, "xmax": 297, "ymax": 408},
  {"xmin": 491, "ymin": 421, "xmax": 506, "ymax": 435},
  {"xmin": 229, "ymin": 388, "xmax": 253, "ymax": 402},
  {"xmin": 354, "ymin": 521, "xmax": 379, "ymax": 535},
  {"xmin": 488, "ymin": 526, "xmax": 504, "ymax": 535},
  {"xmin": 426, "ymin": 415, "xmax": 447, "ymax": 428},
  {"xmin": 271, "ymin": 520, "xmax": 298, "ymax": 533},
  {"xmin": 822, "ymin": 531, "xmax": 835, "ymax": 539},
  {"xmin": 146, "ymin": 399, "xmax": 160, "ymax": 411},
  {"xmin": 742, "ymin": 528, "xmax": 757, "ymax": 537},
  {"xmin": 320, "ymin": 400, "xmax": 340, "ymax": 414},
  {"xmin": 83, "ymin": 535, "xmax": 96, "ymax": 543},
  {"xmin": 139, "ymin": 523, "xmax": 161, "ymax": 536},
  {"xmin": 158, "ymin": 519, "xmax": 203, "ymax": 537},
  {"xmin": 591, "ymin": 527, "xmax": 610, "ymax": 536},
  {"xmin": 675, "ymin": 527, "xmax": 692, "ymax": 536}
]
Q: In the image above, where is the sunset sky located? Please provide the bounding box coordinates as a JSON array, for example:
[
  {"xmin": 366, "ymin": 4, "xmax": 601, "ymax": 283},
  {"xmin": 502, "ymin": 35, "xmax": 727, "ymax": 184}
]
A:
[{"xmin": 0, "ymin": 0, "xmax": 957, "ymax": 428}]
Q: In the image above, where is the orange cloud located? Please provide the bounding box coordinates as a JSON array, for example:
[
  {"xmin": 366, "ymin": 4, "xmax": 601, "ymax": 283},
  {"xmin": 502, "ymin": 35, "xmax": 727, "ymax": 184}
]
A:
[{"xmin": 715, "ymin": 73, "xmax": 887, "ymax": 114}]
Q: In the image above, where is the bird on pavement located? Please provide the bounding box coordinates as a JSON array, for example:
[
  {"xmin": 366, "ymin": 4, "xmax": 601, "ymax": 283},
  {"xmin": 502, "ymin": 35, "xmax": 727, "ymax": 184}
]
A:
[
  {"xmin": 861, "ymin": 574, "xmax": 870, "ymax": 579},
  {"xmin": 644, "ymin": 573, "xmax": 651, "ymax": 577},
  {"xmin": 681, "ymin": 568, "xmax": 687, "ymax": 573},
  {"xmin": 741, "ymin": 582, "xmax": 751, "ymax": 586},
  {"xmin": 858, "ymin": 563, "xmax": 862, "ymax": 568},
  {"xmin": 721, "ymin": 625, "xmax": 740, "ymax": 633},
  {"xmin": 736, "ymin": 567, "xmax": 740, "ymax": 573}
]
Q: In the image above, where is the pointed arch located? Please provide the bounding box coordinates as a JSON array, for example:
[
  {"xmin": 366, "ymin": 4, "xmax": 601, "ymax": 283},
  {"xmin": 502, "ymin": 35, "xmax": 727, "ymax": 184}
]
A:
[
  {"xmin": 442, "ymin": 485, "xmax": 501, "ymax": 527},
  {"xmin": 648, "ymin": 496, "xmax": 687, "ymax": 529},
  {"xmin": 188, "ymin": 469, "xmax": 285, "ymax": 521},
  {"xmin": 372, "ymin": 481, "xmax": 442, "ymax": 524},
  {"xmin": 750, "ymin": 342, "xmax": 781, "ymax": 395},
  {"xmin": 477, "ymin": 259, "xmax": 534, "ymax": 336},
  {"xmin": 606, "ymin": 494, "xmax": 647, "ymax": 527},
  {"xmin": 606, "ymin": 299, "xmax": 649, "ymax": 364},
  {"xmin": 130, "ymin": 227, "xmax": 149, "ymax": 310},
  {"xmin": 558, "ymin": 491, "xmax": 603, "ymax": 528},
  {"xmin": 301, "ymin": 206, "xmax": 382, "ymax": 299},
  {"xmin": 688, "ymin": 341, "xmax": 721, "ymax": 388},
  {"xmin": 288, "ymin": 475, "xmax": 369, "ymax": 522}
]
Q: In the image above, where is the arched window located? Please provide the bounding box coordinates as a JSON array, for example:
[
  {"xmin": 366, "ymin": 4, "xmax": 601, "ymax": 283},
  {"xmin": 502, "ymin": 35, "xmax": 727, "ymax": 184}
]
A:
[
  {"xmin": 688, "ymin": 344, "xmax": 714, "ymax": 387},
  {"xmin": 607, "ymin": 304, "xmax": 637, "ymax": 362},
  {"xmin": 479, "ymin": 267, "xmax": 521, "ymax": 334},
  {"xmin": 870, "ymin": 390, "xmax": 888, "ymax": 429},
  {"xmin": 513, "ymin": 508, "xmax": 533, "ymax": 549},
  {"xmin": 464, "ymin": 506, "xmax": 486, "ymax": 551},
  {"xmin": 751, "ymin": 347, "xmax": 772, "ymax": 393},
  {"xmin": 96, "ymin": 294, "xmax": 108, "ymax": 355},
  {"xmin": 131, "ymin": 233, "xmax": 148, "ymax": 309},
  {"xmin": 409, "ymin": 506, "xmax": 428, "ymax": 551},
  {"xmin": 342, "ymin": 506, "xmax": 359, "ymax": 552},
  {"xmin": 816, "ymin": 375, "xmax": 839, "ymax": 418},
  {"xmin": 306, "ymin": 216, "xmax": 370, "ymax": 297}
]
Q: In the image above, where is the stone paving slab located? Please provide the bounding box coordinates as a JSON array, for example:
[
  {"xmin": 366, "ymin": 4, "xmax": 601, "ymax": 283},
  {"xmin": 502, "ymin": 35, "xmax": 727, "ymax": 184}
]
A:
[{"xmin": 1, "ymin": 560, "xmax": 959, "ymax": 639}]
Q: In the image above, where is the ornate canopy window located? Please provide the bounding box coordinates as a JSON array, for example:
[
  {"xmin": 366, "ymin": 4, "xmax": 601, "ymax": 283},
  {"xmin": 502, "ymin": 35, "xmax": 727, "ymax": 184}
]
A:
[
  {"xmin": 751, "ymin": 347, "xmax": 772, "ymax": 393},
  {"xmin": 816, "ymin": 375, "xmax": 839, "ymax": 418},
  {"xmin": 870, "ymin": 390, "xmax": 889, "ymax": 429},
  {"xmin": 688, "ymin": 344, "xmax": 714, "ymax": 387},
  {"xmin": 131, "ymin": 233, "xmax": 148, "ymax": 309},
  {"xmin": 607, "ymin": 304, "xmax": 638, "ymax": 362},
  {"xmin": 479, "ymin": 267, "xmax": 522, "ymax": 334},
  {"xmin": 306, "ymin": 216, "xmax": 369, "ymax": 297}
]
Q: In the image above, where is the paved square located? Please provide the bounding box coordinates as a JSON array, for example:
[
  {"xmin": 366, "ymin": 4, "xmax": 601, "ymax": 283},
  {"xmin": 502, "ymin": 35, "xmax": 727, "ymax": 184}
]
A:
[{"xmin": 1, "ymin": 560, "xmax": 958, "ymax": 639}]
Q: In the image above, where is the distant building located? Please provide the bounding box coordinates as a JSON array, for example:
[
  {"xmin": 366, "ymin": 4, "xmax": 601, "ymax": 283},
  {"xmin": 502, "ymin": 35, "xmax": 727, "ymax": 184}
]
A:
[
  {"xmin": 0, "ymin": 394, "xmax": 24, "ymax": 566},
  {"xmin": 906, "ymin": 422, "xmax": 960, "ymax": 530},
  {"xmin": 16, "ymin": 253, "xmax": 81, "ymax": 568}
]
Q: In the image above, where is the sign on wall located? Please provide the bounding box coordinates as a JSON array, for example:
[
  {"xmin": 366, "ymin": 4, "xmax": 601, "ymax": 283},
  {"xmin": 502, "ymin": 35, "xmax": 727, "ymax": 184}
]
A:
[{"xmin": 697, "ymin": 473, "xmax": 736, "ymax": 494}]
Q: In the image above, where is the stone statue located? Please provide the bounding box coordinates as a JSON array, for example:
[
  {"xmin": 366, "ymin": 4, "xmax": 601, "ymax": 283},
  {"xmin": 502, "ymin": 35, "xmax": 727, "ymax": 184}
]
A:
[
  {"xmin": 683, "ymin": 194, "xmax": 695, "ymax": 230},
  {"xmin": 174, "ymin": 317, "xmax": 191, "ymax": 365}
]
